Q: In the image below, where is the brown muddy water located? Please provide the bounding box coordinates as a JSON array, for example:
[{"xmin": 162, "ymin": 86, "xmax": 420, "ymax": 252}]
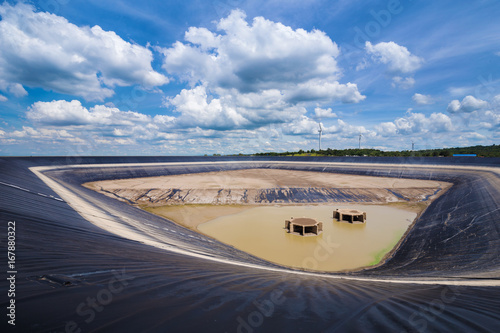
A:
[{"xmin": 197, "ymin": 204, "xmax": 416, "ymax": 272}]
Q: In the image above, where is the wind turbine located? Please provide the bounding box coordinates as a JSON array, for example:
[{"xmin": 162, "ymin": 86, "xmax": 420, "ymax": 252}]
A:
[
  {"xmin": 358, "ymin": 133, "xmax": 362, "ymax": 149},
  {"xmin": 318, "ymin": 123, "xmax": 323, "ymax": 151}
]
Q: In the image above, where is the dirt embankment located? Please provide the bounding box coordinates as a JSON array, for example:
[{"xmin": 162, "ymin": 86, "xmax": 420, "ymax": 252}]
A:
[{"xmin": 84, "ymin": 169, "xmax": 451, "ymax": 207}]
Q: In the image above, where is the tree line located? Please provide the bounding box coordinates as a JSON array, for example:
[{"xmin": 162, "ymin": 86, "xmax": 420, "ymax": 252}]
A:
[{"xmin": 250, "ymin": 144, "xmax": 500, "ymax": 158}]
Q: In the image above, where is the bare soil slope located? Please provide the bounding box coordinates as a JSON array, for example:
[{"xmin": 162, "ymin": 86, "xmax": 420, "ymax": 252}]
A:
[{"xmin": 84, "ymin": 168, "xmax": 450, "ymax": 206}]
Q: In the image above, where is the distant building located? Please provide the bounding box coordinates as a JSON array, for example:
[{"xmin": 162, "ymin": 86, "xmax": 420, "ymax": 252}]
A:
[
  {"xmin": 453, "ymin": 154, "xmax": 477, "ymax": 157},
  {"xmin": 285, "ymin": 217, "xmax": 323, "ymax": 236},
  {"xmin": 334, "ymin": 209, "xmax": 366, "ymax": 223}
]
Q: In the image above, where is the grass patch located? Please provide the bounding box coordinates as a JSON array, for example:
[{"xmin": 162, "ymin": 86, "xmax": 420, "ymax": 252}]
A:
[{"xmin": 368, "ymin": 232, "xmax": 403, "ymax": 266}]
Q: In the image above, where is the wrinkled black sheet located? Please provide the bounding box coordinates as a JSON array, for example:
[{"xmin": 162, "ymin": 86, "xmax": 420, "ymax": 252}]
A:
[{"xmin": 1, "ymin": 156, "xmax": 499, "ymax": 332}]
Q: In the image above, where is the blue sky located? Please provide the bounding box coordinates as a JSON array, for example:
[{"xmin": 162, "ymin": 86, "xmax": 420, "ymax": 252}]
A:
[{"xmin": 0, "ymin": 0, "xmax": 499, "ymax": 155}]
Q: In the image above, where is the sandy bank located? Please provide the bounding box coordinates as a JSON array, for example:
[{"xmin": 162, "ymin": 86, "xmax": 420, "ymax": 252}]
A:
[
  {"xmin": 86, "ymin": 168, "xmax": 444, "ymax": 190},
  {"xmin": 85, "ymin": 168, "xmax": 451, "ymax": 206}
]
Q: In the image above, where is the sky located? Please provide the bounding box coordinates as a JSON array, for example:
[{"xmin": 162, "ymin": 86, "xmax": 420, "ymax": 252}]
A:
[{"xmin": 0, "ymin": 0, "xmax": 499, "ymax": 156}]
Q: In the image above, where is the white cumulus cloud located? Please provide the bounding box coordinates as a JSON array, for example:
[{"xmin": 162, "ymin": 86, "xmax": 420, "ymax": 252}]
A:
[
  {"xmin": 446, "ymin": 95, "xmax": 489, "ymax": 113},
  {"xmin": 9, "ymin": 126, "xmax": 74, "ymax": 140},
  {"xmin": 283, "ymin": 116, "xmax": 324, "ymax": 135},
  {"xmin": 158, "ymin": 10, "xmax": 364, "ymax": 131},
  {"xmin": 286, "ymin": 80, "xmax": 365, "ymax": 104},
  {"xmin": 283, "ymin": 116, "xmax": 371, "ymax": 138},
  {"xmin": 412, "ymin": 93, "xmax": 435, "ymax": 105},
  {"xmin": 375, "ymin": 122, "xmax": 398, "ymax": 136},
  {"xmin": 494, "ymin": 94, "xmax": 500, "ymax": 105},
  {"xmin": 166, "ymin": 86, "xmax": 249, "ymax": 130},
  {"xmin": 365, "ymin": 41, "xmax": 423, "ymax": 74},
  {"xmin": 0, "ymin": 3, "xmax": 168, "ymax": 101},
  {"xmin": 314, "ymin": 107, "xmax": 337, "ymax": 118},
  {"xmin": 0, "ymin": 80, "xmax": 27, "ymax": 98},
  {"xmin": 376, "ymin": 111, "xmax": 453, "ymax": 136},
  {"xmin": 480, "ymin": 111, "xmax": 500, "ymax": 130},
  {"xmin": 27, "ymin": 100, "xmax": 151, "ymax": 126},
  {"xmin": 162, "ymin": 10, "xmax": 344, "ymax": 93}
]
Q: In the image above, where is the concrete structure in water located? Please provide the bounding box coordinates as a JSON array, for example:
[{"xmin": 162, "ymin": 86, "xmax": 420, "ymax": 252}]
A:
[
  {"xmin": 334, "ymin": 209, "xmax": 367, "ymax": 223},
  {"xmin": 285, "ymin": 217, "xmax": 323, "ymax": 236}
]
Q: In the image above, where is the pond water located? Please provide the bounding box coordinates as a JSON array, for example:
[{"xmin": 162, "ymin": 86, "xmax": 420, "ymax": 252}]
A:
[{"xmin": 198, "ymin": 204, "xmax": 416, "ymax": 271}]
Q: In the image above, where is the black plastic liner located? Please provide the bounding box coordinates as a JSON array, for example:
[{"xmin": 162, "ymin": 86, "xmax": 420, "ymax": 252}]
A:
[{"xmin": 1, "ymin": 156, "xmax": 499, "ymax": 332}]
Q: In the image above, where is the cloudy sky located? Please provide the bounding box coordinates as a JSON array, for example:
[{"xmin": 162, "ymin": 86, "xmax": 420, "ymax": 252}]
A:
[{"xmin": 0, "ymin": 0, "xmax": 499, "ymax": 155}]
